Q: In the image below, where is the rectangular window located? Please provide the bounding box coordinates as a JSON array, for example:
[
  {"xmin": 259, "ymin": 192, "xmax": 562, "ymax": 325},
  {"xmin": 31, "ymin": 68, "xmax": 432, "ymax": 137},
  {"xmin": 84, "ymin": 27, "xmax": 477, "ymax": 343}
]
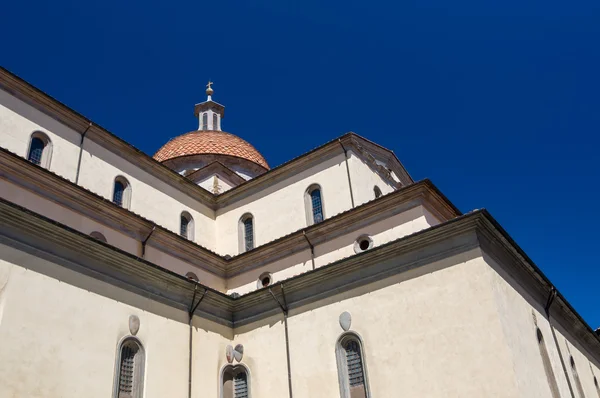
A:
[
  {"xmin": 119, "ymin": 346, "xmax": 135, "ymax": 396},
  {"xmin": 180, "ymin": 216, "xmax": 189, "ymax": 237},
  {"xmin": 244, "ymin": 218, "xmax": 254, "ymax": 251},
  {"xmin": 311, "ymin": 190, "xmax": 323, "ymax": 223},
  {"xmin": 345, "ymin": 340, "xmax": 365, "ymax": 387},
  {"xmin": 28, "ymin": 138, "xmax": 44, "ymax": 165}
]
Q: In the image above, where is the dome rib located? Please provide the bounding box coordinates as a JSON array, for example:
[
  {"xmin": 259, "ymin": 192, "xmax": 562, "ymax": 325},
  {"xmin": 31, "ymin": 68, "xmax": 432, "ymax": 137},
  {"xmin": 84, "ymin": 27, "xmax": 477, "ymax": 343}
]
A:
[{"xmin": 153, "ymin": 131, "xmax": 269, "ymax": 169}]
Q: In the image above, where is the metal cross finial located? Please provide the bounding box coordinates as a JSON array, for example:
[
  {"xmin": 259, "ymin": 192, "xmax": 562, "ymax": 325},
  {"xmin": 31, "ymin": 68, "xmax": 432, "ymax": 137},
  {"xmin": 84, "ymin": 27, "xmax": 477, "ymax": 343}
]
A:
[{"xmin": 206, "ymin": 80, "xmax": 214, "ymax": 98}]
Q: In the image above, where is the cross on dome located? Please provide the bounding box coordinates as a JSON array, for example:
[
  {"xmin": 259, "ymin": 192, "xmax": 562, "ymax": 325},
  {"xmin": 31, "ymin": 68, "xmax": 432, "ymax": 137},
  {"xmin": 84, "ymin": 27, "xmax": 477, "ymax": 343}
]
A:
[{"xmin": 206, "ymin": 81, "xmax": 214, "ymax": 99}]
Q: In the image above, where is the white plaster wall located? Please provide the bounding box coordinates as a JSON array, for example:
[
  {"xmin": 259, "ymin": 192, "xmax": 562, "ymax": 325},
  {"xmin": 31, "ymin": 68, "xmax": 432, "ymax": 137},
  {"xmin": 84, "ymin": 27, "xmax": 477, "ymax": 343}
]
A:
[
  {"xmin": 191, "ymin": 317, "xmax": 233, "ymax": 398},
  {"xmin": 0, "ymin": 243, "xmax": 190, "ymax": 398},
  {"xmin": 554, "ymin": 326, "xmax": 600, "ymax": 398},
  {"xmin": 0, "ymin": 179, "xmax": 226, "ymax": 289},
  {"xmin": 0, "ymin": 178, "xmax": 140, "ymax": 255},
  {"xmin": 1, "ymin": 87, "xmax": 409, "ymax": 259},
  {"xmin": 286, "ymin": 250, "xmax": 521, "ymax": 397},
  {"xmin": 227, "ymin": 204, "xmax": 439, "ymax": 295},
  {"xmin": 226, "ymin": 250, "xmax": 314, "ymax": 295},
  {"xmin": 0, "ymin": 88, "xmax": 81, "ymax": 181},
  {"xmin": 215, "ymin": 151, "xmax": 403, "ymax": 256},
  {"xmin": 232, "ymin": 315, "xmax": 290, "ymax": 397},
  {"xmin": 483, "ymin": 252, "xmax": 600, "ymax": 397},
  {"xmin": 216, "ymin": 154, "xmax": 354, "ymax": 256},
  {"xmin": 144, "ymin": 246, "xmax": 226, "ymax": 292},
  {"xmin": 347, "ymin": 150, "xmax": 396, "ymax": 207},
  {"xmin": 78, "ymin": 140, "xmax": 216, "ymax": 250},
  {"xmin": 0, "ymin": 88, "xmax": 217, "ymax": 251}
]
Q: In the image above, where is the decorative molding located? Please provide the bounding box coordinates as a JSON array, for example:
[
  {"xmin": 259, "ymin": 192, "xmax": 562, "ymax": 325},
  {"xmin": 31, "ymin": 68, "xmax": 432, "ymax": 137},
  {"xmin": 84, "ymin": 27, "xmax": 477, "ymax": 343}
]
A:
[
  {"xmin": 0, "ymin": 147, "xmax": 458, "ymax": 278},
  {"xmin": 3, "ymin": 191, "xmax": 600, "ymax": 371}
]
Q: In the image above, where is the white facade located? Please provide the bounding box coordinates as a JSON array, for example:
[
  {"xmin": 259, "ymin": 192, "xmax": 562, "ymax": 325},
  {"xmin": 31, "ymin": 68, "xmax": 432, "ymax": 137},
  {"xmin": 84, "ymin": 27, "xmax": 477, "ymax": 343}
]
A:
[{"xmin": 0, "ymin": 68, "xmax": 599, "ymax": 398}]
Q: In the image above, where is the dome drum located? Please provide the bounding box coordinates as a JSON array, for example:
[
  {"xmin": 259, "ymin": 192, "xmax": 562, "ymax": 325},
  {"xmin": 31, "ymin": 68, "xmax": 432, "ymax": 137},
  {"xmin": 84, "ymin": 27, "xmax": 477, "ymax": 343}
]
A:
[
  {"xmin": 163, "ymin": 152, "xmax": 268, "ymax": 180},
  {"xmin": 153, "ymin": 130, "xmax": 269, "ymax": 180}
]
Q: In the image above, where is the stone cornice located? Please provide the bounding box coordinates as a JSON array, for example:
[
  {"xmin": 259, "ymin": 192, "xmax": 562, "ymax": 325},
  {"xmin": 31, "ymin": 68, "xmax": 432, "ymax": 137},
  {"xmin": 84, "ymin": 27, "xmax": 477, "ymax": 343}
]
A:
[
  {"xmin": 1, "ymin": 195, "xmax": 599, "ymax": 362},
  {"xmin": 346, "ymin": 133, "xmax": 413, "ymax": 186},
  {"xmin": 0, "ymin": 67, "xmax": 410, "ymax": 211},
  {"xmin": 0, "ymin": 146, "xmax": 458, "ymax": 278},
  {"xmin": 225, "ymin": 180, "xmax": 459, "ymax": 276}
]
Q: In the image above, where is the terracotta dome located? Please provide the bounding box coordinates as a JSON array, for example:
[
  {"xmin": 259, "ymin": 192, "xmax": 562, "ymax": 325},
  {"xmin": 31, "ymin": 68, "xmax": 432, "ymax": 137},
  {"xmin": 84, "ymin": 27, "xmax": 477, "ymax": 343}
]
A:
[{"xmin": 153, "ymin": 130, "xmax": 269, "ymax": 170}]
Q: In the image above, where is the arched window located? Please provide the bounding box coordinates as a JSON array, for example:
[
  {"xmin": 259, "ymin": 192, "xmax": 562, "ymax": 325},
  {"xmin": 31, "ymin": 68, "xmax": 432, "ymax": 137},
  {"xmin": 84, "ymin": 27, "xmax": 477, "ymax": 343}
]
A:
[
  {"xmin": 238, "ymin": 214, "xmax": 254, "ymax": 253},
  {"xmin": 570, "ymin": 356, "xmax": 586, "ymax": 398},
  {"xmin": 373, "ymin": 186, "xmax": 382, "ymax": 199},
  {"xmin": 112, "ymin": 177, "xmax": 132, "ymax": 209},
  {"xmin": 202, "ymin": 113, "xmax": 208, "ymax": 131},
  {"xmin": 180, "ymin": 211, "xmax": 194, "ymax": 240},
  {"xmin": 213, "ymin": 113, "xmax": 219, "ymax": 130},
  {"xmin": 90, "ymin": 231, "xmax": 107, "ymax": 243},
  {"xmin": 305, "ymin": 184, "xmax": 325, "ymax": 226},
  {"xmin": 221, "ymin": 364, "xmax": 250, "ymax": 398},
  {"xmin": 536, "ymin": 328, "xmax": 560, "ymax": 398},
  {"xmin": 113, "ymin": 337, "xmax": 145, "ymax": 398},
  {"xmin": 27, "ymin": 132, "xmax": 52, "ymax": 168},
  {"xmin": 336, "ymin": 333, "xmax": 370, "ymax": 398}
]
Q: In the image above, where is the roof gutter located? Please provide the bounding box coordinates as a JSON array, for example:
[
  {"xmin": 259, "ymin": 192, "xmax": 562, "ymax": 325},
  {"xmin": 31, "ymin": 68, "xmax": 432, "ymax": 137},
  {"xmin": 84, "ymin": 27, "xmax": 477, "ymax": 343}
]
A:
[
  {"xmin": 140, "ymin": 226, "xmax": 156, "ymax": 258},
  {"xmin": 269, "ymin": 285, "xmax": 293, "ymax": 398},
  {"xmin": 545, "ymin": 287, "xmax": 575, "ymax": 398},
  {"xmin": 338, "ymin": 139, "xmax": 355, "ymax": 208},
  {"xmin": 75, "ymin": 122, "xmax": 92, "ymax": 184},
  {"xmin": 188, "ymin": 285, "xmax": 207, "ymax": 398},
  {"xmin": 302, "ymin": 231, "xmax": 315, "ymax": 270}
]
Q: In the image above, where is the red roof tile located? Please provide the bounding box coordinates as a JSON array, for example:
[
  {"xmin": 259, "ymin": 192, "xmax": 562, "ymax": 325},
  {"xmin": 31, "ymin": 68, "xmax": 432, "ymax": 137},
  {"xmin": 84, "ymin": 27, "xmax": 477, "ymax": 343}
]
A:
[{"xmin": 153, "ymin": 130, "xmax": 269, "ymax": 169}]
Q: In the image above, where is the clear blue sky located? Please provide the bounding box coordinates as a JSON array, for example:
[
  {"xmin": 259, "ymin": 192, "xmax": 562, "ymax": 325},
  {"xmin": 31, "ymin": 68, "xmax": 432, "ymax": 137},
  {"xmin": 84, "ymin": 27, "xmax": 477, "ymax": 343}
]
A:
[{"xmin": 2, "ymin": 0, "xmax": 599, "ymax": 326}]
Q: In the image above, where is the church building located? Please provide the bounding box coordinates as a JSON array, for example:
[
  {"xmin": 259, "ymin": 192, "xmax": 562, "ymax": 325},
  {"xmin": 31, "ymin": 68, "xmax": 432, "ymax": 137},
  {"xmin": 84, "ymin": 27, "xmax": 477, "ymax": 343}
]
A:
[{"xmin": 0, "ymin": 66, "xmax": 599, "ymax": 398}]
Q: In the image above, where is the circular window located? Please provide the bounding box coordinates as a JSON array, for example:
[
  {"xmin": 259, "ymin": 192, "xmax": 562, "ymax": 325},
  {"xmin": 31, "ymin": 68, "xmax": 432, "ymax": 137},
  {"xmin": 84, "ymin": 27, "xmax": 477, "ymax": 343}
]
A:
[
  {"xmin": 257, "ymin": 272, "xmax": 273, "ymax": 289},
  {"xmin": 185, "ymin": 272, "xmax": 199, "ymax": 282},
  {"xmin": 353, "ymin": 234, "xmax": 374, "ymax": 254}
]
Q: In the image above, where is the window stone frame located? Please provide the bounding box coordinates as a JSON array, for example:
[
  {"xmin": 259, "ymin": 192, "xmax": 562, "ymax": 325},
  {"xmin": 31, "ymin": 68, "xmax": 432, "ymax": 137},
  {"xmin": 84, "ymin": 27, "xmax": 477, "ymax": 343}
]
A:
[
  {"xmin": 26, "ymin": 131, "xmax": 53, "ymax": 169},
  {"xmin": 112, "ymin": 335, "xmax": 145, "ymax": 398},
  {"xmin": 238, "ymin": 213, "xmax": 255, "ymax": 254},
  {"xmin": 220, "ymin": 363, "xmax": 252, "ymax": 398},
  {"xmin": 335, "ymin": 331, "xmax": 371, "ymax": 398},
  {"xmin": 112, "ymin": 176, "xmax": 132, "ymax": 210},
  {"xmin": 304, "ymin": 184, "xmax": 325, "ymax": 226},
  {"xmin": 353, "ymin": 234, "xmax": 374, "ymax": 254},
  {"xmin": 256, "ymin": 272, "xmax": 273, "ymax": 289},
  {"xmin": 180, "ymin": 211, "xmax": 195, "ymax": 241}
]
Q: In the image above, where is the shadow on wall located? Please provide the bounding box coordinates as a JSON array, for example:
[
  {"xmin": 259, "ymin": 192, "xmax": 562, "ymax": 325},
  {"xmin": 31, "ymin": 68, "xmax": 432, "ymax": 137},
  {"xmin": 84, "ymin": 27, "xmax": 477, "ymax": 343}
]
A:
[
  {"xmin": 226, "ymin": 250, "xmax": 313, "ymax": 292},
  {"xmin": 0, "ymin": 241, "xmax": 190, "ymax": 325},
  {"xmin": 218, "ymin": 152, "xmax": 347, "ymax": 211}
]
